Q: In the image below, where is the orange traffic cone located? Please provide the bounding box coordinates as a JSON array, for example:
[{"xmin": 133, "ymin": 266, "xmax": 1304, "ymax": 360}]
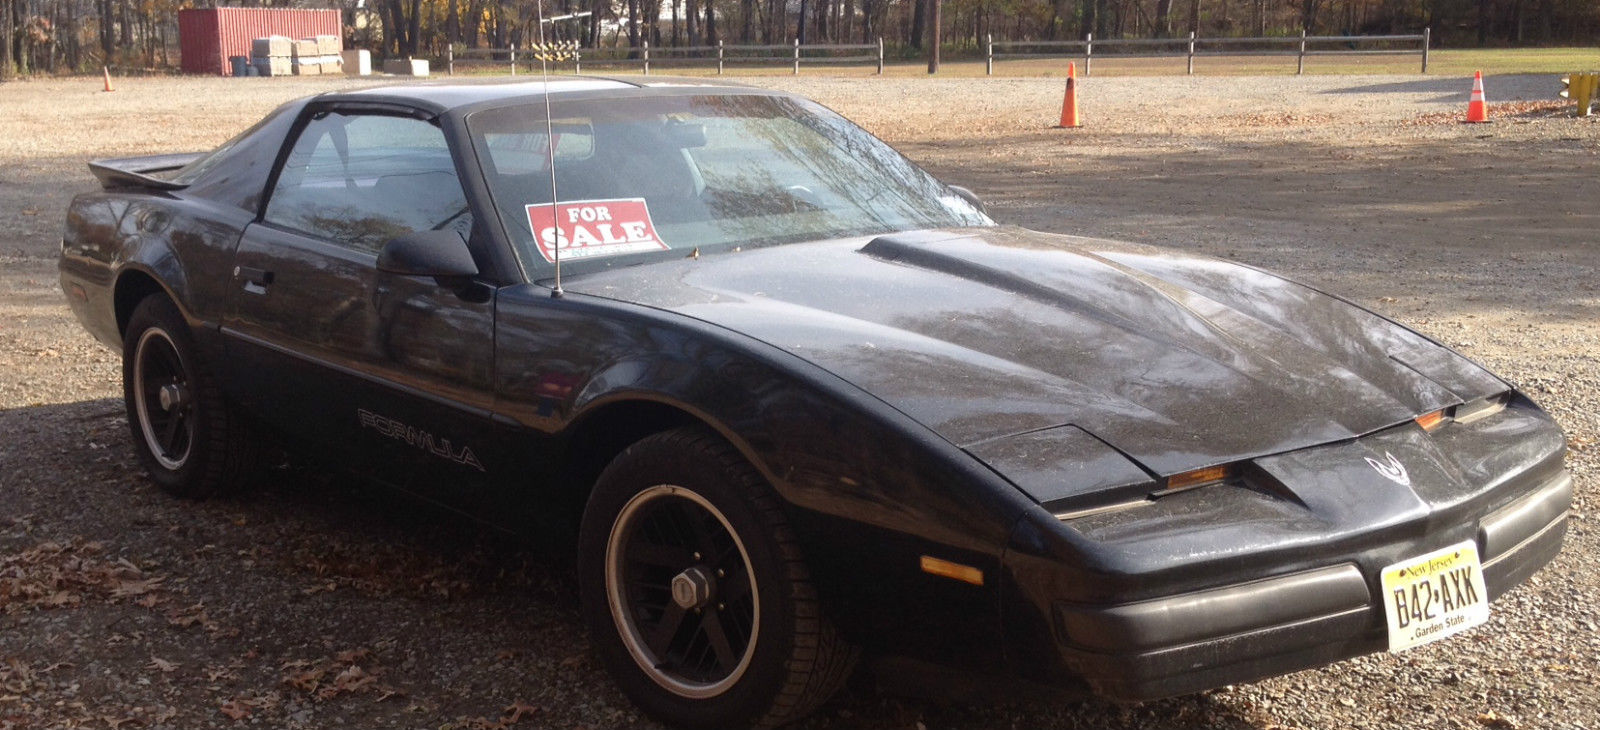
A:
[
  {"xmin": 1058, "ymin": 62, "xmax": 1081, "ymax": 128},
  {"xmin": 101, "ymin": 66, "xmax": 114, "ymax": 92},
  {"xmin": 1465, "ymin": 70, "xmax": 1489, "ymax": 123}
]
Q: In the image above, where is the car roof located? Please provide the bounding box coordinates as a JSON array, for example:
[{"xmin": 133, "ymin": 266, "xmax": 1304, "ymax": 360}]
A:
[{"xmin": 319, "ymin": 76, "xmax": 767, "ymax": 115}]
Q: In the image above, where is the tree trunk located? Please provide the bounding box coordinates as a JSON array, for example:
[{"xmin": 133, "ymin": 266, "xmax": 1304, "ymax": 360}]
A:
[
  {"xmin": 687, "ymin": 0, "xmax": 699, "ymax": 46},
  {"xmin": 705, "ymin": 0, "xmax": 717, "ymax": 44},
  {"xmin": 1154, "ymin": 0, "xmax": 1172, "ymax": 37},
  {"xmin": 407, "ymin": 0, "xmax": 421, "ymax": 56},
  {"xmin": 926, "ymin": 0, "xmax": 940, "ymax": 72},
  {"xmin": 98, "ymin": 0, "xmax": 113, "ymax": 62},
  {"xmin": 1300, "ymin": 0, "xmax": 1318, "ymax": 33},
  {"xmin": 1477, "ymin": 0, "xmax": 1490, "ymax": 45},
  {"xmin": 909, "ymin": 0, "xmax": 924, "ymax": 49},
  {"xmin": 587, "ymin": 0, "xmax": 601, "ymax": 46},
  {"xmin": 465, "ymin": 0, "xmax": 482, "ymax": 46},
  {"xmin": 1, "ymin": 0, "xmax": 13, "ymax": 79},
  {"xmin": 627, "ymin": 0, "xmax": 639, "ymax": 46},
  {"xmin": 798, "ymin": 0, "xmax": 808, "ymax": 43},
  {"xmin": 768, "ymin": 0, "xmax": 785, "ymax": 43},
  {"xmin": 446, "ymin": 0, "xmax": 459, "ymax": 48}
]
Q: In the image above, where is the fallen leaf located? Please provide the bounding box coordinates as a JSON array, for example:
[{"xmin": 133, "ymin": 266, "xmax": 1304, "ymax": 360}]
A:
[
  {"xmin": 167, "ymin": 604, "xmax": 209, "ymax": 628},
  {"xmin": 1477, "ymin": 711, "xmax": 1518, "ymax": 729},
  {"xmin": 111, "ymin": 577, "xmax": 164, "ymax": 597},
  {"xmin": 42, "ymin": 591, "xmax": 77, "ymax": 608},
  {"xmin": 147, "ymin": 657, "xmax": 178, "ymax": 673},
  {"xmin": 283, "ymin": 666, "xmax": 324, "ymax": 692},
  {"xmin": 219, "ymin": 700, "xmax": 250, "ymax": 720},
  {"xmin": 504, "ymin": 700, "xmax": 539, "ymax": 724}
]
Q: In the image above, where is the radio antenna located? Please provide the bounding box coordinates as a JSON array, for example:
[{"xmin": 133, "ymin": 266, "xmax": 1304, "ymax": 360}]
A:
[{"xmin": 531, "ymin": 5, "xmax": 576, "ymax": 298}]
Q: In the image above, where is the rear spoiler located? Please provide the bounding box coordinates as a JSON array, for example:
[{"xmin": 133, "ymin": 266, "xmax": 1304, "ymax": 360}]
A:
[{"xmin": 87, "ymin": 152, "xmax": 205, "ymax": 191}]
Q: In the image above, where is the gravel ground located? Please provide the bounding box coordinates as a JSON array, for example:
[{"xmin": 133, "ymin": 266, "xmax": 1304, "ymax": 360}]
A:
[{"xmin": 1, "ymin": 72, "xmax": 1596, "ymax": 729}]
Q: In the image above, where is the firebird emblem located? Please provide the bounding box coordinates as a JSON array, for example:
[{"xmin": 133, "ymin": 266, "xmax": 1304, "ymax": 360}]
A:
[{"xmin": 1364, "ymin": 451, "xmax": 1410, "ymax": 486}]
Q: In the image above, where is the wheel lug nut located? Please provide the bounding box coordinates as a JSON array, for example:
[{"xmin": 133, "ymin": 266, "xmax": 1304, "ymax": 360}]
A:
[
  {"xmin": 692, "ymin": 552, "xmax": 702, "ymax": 561},
  {"xmin": 717, "ymin": 603, "xmax": 725, "ymax": 611},
  {"xmin": 716, "ymin": 569, "xmax": 725, "ymax": 578}
]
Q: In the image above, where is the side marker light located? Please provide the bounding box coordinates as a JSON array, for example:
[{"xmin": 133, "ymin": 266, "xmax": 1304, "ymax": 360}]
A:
[
  {"xmin": 919, "ymin": 555, "xmax": 984, "ymax": 586},
  {"xmin": 1416, "ymin": 409, "xmax": 1448, "ymax": 432},
  {"xmin": 1164, "ymin": 464, "xmax": 1233, "ymax": 492}
]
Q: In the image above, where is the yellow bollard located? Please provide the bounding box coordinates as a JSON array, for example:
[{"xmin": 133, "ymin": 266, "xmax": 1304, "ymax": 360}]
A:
[{"xmin": 1559, "ymin": 72, "xmax": 1599, "ymax": 117}]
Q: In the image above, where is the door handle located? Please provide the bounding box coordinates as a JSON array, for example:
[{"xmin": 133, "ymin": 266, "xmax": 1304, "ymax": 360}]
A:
[
  {"xmin": 234, "ymin": 265, "xmax": 275, "ymax": 295},
  {"xmin": 235, "ymin": 266, "xmax": 275, "ymax": 286}
]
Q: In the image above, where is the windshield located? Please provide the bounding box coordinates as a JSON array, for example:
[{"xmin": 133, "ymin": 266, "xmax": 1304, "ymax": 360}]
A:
[{"xmin": 467, "ymin": 92, "xmax": 992, "ymax": 275}]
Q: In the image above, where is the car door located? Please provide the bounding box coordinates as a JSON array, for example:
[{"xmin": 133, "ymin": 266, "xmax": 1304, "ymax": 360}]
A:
[{"xmin": 221, "ymin": 106, "xmax": 506, "ymax": 497}]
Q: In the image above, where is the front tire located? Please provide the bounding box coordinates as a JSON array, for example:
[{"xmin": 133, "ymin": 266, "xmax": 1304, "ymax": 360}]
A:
[
  {"xmin": 122, "ymin": 294, "xmax": 259, "ymax": 499},
  {"xmin": 578, "ymin": 428, "xmax": 856, "ymax": 729}
]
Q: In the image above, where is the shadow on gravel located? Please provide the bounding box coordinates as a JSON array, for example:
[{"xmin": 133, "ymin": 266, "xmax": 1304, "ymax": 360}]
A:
[
  {"xmin": 1319, "ymin": 76, "xmax": 1472, "ymax": 102},
  {"xmin": 0, "ymin": 398, "xmax": 1277, "ymax": 729}
]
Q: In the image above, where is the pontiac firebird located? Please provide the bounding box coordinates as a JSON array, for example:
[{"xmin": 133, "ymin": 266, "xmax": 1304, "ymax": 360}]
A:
[{"xmin": 59, "ymin": 78, "xmax": 1570, "ymax": 728}]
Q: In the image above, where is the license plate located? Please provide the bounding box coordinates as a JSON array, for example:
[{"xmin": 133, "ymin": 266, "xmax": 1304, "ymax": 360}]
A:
[{"xmin": 1381, "ymin": 541, "xmax": 1490, "ymax": 652}]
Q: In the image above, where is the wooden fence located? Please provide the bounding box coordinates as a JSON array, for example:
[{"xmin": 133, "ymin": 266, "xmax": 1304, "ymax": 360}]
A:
[
  {"xmin": 447, "ymin": 39, "xmax": 885, "ymax": 76},
  {"xmin": 986, "ymin": 29, "xmax": 1431, "ymax": 75}
]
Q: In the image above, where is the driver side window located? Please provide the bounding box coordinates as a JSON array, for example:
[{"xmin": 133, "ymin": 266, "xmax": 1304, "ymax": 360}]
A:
[{"xmin": 265, "ymin": 112, "xmax": 471, "ymax": 253}]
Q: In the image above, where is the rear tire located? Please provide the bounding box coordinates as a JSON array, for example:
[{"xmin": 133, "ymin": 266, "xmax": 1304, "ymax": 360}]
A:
[
  {"xmin": 122, "ymin": 294, "xmax": 260, "ymax": 499},
  {"xmin": 578, "ymin": 428, "xmax": 856, "ymax": 729}
]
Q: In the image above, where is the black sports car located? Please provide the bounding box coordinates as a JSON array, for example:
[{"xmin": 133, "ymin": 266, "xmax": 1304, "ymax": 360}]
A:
[{"xmin": 60, "ymin": 78, "xmax": 1571, "ymax": 729}]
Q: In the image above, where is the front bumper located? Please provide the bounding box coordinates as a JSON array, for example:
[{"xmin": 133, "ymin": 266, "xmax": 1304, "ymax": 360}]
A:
[
  {"xmin": 1055, "ymin": 471, "xmax": 1569, "ymax": 700},
  {"xmin": 998, "ymin": 400, "xmax": 1571, "ymax": 701}
]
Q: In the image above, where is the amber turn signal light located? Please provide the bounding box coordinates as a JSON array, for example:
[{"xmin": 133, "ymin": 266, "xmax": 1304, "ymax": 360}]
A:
[
  {"xmin": 919, "ymin": 556, "xmax": 984, "ymax": 586},
  {"xmin": 1416, "ymin": 409, "xmax": 1448, "ymax": 432},
  {"xmin": 1163, "ymin": 464, "xmax": 1233, "ymax": 491}
]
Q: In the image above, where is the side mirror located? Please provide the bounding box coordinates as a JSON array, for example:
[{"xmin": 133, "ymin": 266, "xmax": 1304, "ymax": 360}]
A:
[
  {"xmin": 377, "ymin": 230, "xmax": 479, "ymax": 287},
  {"xmin": 948, "ymin": 185, "xmax": 987, "ymax": 215}
]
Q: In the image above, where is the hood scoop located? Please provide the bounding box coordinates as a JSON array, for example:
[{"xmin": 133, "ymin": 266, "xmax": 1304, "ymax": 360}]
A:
[{"xmin": 861, "ymin": 233, "xmax": 1156, "ymax": 337}]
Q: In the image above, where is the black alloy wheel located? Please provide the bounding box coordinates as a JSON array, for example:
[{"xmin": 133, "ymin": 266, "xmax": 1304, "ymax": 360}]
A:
[
  {"xmin": 131, "ymin": 324, "xmax": 194, "ymax": 471},
  {"xmin": 122, "ymin": 295, "xmax": 260, "ymax": 499},
  {"xmin": 606, "ymin": 484, "xmax": 760, "ymax": 697},
  {"xmin": 579, "ymin": 428, "xmax": 856, "ymax": 729}
]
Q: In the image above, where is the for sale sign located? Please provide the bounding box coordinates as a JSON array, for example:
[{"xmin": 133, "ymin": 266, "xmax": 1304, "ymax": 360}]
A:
[{"xmin": 525, "ymin": 198, "xmax": 670, "ymax": 263}]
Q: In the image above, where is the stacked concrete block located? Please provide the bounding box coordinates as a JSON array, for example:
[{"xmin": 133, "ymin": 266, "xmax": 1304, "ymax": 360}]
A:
[
  {"xmin": 291, "ymin": 39, "xmax": 321, "ymax": 75},
  {"xmin": 250, "ymin": 36, "xmax": 292, "ymax": 77},
  {"xmin": 341, "ymin": 49, "xmax": 372, "ymax": 76},
  {"xmin": 382, "ymin": 58, "xmax": 430, "ymax": 77},
  {"xmin": 315, "ymin": 35, "xmax": 342, "ymax": 73}
]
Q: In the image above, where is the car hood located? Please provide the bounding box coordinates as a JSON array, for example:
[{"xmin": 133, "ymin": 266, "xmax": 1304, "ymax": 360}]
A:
[{"xmin": 560, "ymin": 227, "xmax": 1506, "ymax": 479}]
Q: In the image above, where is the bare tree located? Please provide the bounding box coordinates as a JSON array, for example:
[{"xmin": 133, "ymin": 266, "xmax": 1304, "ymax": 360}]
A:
[{"xmin": 2, "ymin": 0, "xmax": 14, "ymax": 79}]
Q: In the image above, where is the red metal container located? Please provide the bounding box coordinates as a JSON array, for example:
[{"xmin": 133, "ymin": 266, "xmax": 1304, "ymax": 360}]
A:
[{"xmin": 178, "ymin": 7, "xmax": 341, "ymax": 76}]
